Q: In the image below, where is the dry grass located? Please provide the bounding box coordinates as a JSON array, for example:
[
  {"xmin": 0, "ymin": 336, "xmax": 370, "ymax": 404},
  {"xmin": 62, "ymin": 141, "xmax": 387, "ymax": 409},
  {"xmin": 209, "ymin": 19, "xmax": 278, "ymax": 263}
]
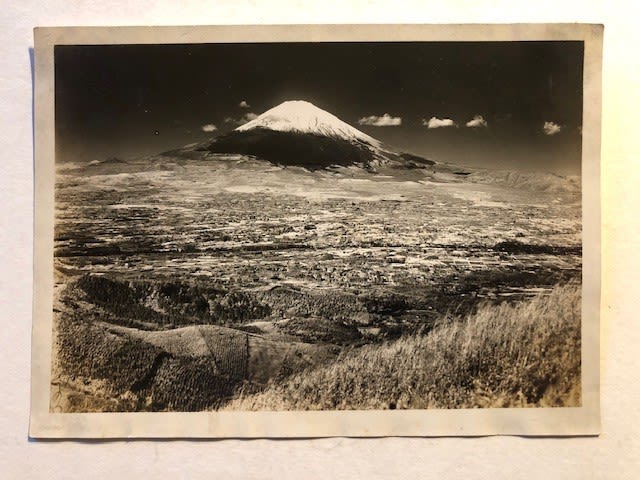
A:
[{"xmin": 226, "ymin": 282, "xmax": 581, "ymax": 410}]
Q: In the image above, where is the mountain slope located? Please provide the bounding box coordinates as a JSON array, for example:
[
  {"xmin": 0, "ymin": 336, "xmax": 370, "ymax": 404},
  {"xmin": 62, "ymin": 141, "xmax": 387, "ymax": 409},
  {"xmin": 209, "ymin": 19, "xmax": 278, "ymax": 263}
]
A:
[
  {"xmin": 205, "ymin": 128, "xmax": 380, "ymax": 170},
  {"xmin": 236, "ymin": 100, "xmax": 381, "ymax": 145},
  {"xmin": 205, "ymin": 100, "xmax": 433, "ymax": 170}
]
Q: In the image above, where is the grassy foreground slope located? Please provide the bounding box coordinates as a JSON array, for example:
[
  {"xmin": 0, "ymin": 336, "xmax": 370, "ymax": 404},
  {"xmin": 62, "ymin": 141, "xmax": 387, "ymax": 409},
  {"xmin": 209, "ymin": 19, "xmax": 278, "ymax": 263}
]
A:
[{"xmin": 227, "ymin": 283, "xmax": 581, "ymax": 410}]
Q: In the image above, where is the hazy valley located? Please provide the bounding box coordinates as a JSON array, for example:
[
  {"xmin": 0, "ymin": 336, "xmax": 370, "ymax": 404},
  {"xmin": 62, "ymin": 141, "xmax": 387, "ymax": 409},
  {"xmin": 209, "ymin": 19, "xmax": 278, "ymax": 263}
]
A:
[{"xmin": 51, "ymin": 150, "xmax": 581, "ymax": 411}]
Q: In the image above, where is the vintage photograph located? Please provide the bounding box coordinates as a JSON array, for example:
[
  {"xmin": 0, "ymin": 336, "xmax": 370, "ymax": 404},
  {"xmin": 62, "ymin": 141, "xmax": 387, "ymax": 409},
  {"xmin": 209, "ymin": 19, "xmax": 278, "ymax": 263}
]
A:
[{"xmin": 31, "ymin": 25, "xmax": 602, "ymax": 437}]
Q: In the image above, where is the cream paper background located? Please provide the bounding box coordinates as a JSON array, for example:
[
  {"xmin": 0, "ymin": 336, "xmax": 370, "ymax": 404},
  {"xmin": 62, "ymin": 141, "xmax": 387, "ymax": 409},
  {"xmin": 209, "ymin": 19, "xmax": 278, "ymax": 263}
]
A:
[
  {"xmin": 1, "ymin": 0, "xmax": 638, "ymax": 477},
  {"xmin": 29, "ymin": 24, "xmax": 601, "ymax": 439}
]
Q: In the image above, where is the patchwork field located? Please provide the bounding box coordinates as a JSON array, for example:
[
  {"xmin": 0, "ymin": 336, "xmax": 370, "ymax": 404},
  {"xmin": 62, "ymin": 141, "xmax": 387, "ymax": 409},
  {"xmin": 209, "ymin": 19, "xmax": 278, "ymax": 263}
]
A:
[{"xmin": 51, "ymin": 154, "xmax": 582, "ymax": 411}]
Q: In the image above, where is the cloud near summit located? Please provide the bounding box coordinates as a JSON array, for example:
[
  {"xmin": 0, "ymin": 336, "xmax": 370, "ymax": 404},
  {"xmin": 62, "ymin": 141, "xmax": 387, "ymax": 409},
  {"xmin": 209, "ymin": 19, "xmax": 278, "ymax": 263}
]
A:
[
  {"xmin": 423, "ymin": 117, "xmax": 457, "ymax": 129},
  {"xmin": 357, "ymin": 113, "xmax": 402, "ymax": 127},
  {"xmin": 201, "ymin": 124, "xmax": 218, "ymax": 132},
  {"xmin": 225, "ymin": 112, "xmax": 259, "ymax": 126},
  {"xmin": 466, "ymin": 115, "xmax": 488, "ymax": 128},
  {"xmin": 239, "ymin": 100, "xmax": 250, "ymax": 108}
]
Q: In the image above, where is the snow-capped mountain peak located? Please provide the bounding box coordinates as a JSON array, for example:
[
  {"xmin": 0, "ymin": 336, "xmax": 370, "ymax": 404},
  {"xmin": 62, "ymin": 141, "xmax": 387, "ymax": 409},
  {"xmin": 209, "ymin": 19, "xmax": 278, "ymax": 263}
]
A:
[
  {"xmin": 206, "ymin": 100, "xmax": 434, "ymax": 170},
  {"xmin": 235, "ymin": 100, "xmax": 380, "ymax": 146}
]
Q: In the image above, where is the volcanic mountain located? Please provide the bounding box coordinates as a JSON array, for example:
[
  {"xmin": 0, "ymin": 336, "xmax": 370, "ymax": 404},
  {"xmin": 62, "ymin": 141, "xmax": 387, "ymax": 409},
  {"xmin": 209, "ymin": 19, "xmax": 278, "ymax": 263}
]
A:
[{"xmin": 204, "ymin": 100, "xmax": 434, "ymax": 170}]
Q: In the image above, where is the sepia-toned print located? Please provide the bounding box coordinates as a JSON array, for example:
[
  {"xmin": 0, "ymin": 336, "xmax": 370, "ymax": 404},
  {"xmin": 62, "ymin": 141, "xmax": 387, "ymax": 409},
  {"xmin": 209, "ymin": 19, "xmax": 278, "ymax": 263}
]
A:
[{"xmin": 31, "ymin": 25, "xmax": 602, "ymax": 437}]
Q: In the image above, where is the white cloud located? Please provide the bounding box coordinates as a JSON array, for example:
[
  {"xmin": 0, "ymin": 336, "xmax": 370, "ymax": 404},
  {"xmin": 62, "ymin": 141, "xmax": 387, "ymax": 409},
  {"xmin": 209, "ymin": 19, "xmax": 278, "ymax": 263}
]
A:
[
  {"xmin": 465, "ymin": 115, "xmax": 488, "ymax": 128},
  {"xmin": 201, "ymin": 124, "xmax": 218, "ymax": 132},
  {"xmin": 224, "ymin": 112, "xmax": 259, "ymax": 126},
  {"xmin": 239, "ymin": 100, "xmax": 250, "ymax": 108},
  {"xmin": 543, "ymin": 121, "xmax": 562, "ymax": 136},
  {"xmin": 357, "ymin": 113, "xmax": 402, "ymax": 127},
  {"xmin": 423, "ymin": 117, "xmax": 457, "ymax": 129}
]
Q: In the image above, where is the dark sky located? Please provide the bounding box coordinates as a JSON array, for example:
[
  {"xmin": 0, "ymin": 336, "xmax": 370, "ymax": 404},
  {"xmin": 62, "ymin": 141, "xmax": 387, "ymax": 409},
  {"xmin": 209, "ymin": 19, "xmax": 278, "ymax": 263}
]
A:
[{"xmin": 55, "ymin": 41, "xmax": 583, "ymax": 175}]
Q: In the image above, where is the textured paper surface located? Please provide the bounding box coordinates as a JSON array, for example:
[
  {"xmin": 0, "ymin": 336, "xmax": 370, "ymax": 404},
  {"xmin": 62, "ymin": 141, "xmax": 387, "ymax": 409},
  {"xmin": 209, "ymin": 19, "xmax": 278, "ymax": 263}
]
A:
[{"xmin": 30, "ymin": 23, "xmax": 602, "ymax": 439}]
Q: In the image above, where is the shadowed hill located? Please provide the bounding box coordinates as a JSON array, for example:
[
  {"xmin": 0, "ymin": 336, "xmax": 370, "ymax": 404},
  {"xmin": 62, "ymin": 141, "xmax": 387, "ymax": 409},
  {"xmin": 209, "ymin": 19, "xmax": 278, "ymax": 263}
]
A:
[{"xmin": 205, "ymin": 128, "xmax": 378, "ymax": 170}]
